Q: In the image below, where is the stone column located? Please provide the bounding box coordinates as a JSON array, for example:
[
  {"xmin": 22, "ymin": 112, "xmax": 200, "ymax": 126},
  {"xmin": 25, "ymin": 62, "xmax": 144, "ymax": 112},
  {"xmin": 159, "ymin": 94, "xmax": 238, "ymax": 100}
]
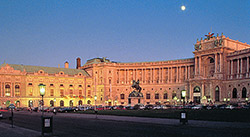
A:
[
  {"xmin": 199, "ymin": 56, "xmax": 202, "ymax": 75},
  {"xmin": 227, "ymin": 61, "xmax": 230, "ymax": 79},
  {"xmin": 176, "ymin": 66, "xmax": 179, "ymax": 83},
  {"xmin": 170, "ymin": 67, "xmax": 172, "ymax": 83},
  {"xmin": 195, "ymin": 57, "xmax": 197, "ymax": 75},
  {"xmin": 230, "ymin": 60, "xmax": 233, "ymax": 79},
  {"xmin": 240, "ymin": 58, "xmax": 243, "ymax": 78},
  {"xmin": 201, "ymin": 83, "xmax": 205, "ymax": 99},
  {"xmin": 220, "ymin": 53, "xmax": 223, "ymax": 73},
  {"xmin": 125, "ymin": 69, "xmax": 127, "ymax": 84},
  {"xmin": 237, "ymin": 59, "xmax": 239, "ymax": 78},
  {"xmin": 247, "ymin": 57, "xmax": 249, "ymax": 77},
  {"xmin": 189, "ymin": 85, "xmax": 192, "ymax": 102},
  {"xmin": 215, "ymin": 53, "xmax": 218, "ymax": 73},
  {"xmin": 168, "ymin": 67, "xmax": 170, "ymax": 83},
  {"xmin": 185, "ymin": 66, "xmax": 188, "ymax": 80}
]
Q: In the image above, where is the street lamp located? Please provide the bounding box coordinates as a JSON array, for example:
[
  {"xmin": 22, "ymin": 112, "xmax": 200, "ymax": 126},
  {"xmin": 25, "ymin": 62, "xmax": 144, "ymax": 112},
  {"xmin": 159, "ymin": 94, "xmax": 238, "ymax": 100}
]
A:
[{"xmin": 39, "ymin": 84, "xmax": 46, "ymax": 117}]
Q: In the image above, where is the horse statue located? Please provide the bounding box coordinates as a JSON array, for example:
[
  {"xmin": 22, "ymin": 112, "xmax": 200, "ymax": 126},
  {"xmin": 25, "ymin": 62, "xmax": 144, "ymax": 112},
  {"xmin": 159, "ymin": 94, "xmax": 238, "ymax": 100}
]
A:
[{"xmin": 131, "ymin": 80, "xmax": 142, "ymax": 92}]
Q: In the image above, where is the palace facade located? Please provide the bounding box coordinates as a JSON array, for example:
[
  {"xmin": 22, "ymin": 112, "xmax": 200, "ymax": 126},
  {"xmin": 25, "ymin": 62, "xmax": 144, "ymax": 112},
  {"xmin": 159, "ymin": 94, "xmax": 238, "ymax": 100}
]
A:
[{"xmin": 1, "ymin": 33, "xmax": 250, "ymax": 108}]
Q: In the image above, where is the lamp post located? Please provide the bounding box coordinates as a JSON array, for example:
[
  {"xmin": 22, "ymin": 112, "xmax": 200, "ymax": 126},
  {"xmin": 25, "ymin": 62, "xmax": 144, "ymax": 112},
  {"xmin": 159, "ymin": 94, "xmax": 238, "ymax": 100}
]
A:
[{"xmin": 39, "ymin": 84, "xmax": 46, "ymax": 117}]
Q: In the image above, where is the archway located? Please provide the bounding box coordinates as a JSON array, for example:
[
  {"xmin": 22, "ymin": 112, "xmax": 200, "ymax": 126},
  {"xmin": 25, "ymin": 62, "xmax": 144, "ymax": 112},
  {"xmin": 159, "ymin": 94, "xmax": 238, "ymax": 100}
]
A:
[
  {"xmin": 215, "ymin": 86, "xmax": 220, "ymax": 102},
  {"xmin": 193, "ymin": 86, "xmax": 201, "ymax": 104},
  {"xmin": 50, "ymin": 100, "xmax": 54, "ymax": 107},
  {"xmin": 69, "ymin": 100, "xmax": 73, "ymax": 107},
  {"xmin": 232, "ymin": 88, "xmax": 237, "ymax": 98},
  {"xmin": 78, "ymin": 100, "xmax": 83, "ymax": 106},
  {"xmin": 242, "ymin": 87, "xmax": 247, "ymax": 98},
  {"xmin": 60, "ymin": 100, "xmax": 64, "ymax": 107},
  {"xmin": 28, "ymin": 100, "xmax": 33, "ymax": 107}
]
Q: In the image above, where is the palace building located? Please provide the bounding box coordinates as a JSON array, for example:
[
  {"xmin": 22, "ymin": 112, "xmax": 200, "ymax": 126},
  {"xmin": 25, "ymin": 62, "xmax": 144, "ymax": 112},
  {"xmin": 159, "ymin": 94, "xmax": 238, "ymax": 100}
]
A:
[{"xmin": 0, "ymin": 33, "xmax": 250, "ymax": 108}]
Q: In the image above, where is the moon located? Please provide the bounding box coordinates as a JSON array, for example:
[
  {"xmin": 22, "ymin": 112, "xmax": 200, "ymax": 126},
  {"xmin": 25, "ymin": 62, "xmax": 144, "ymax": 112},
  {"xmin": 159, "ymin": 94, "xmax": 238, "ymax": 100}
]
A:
[{"xmin": 181, "ymin": 5, "xmax": 186, "ymax": 11}]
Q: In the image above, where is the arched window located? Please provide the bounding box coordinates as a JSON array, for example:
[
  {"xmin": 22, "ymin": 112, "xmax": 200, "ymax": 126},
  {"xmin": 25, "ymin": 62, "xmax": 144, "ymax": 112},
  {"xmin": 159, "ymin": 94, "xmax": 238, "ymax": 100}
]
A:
[
  {"xmin": 50, "ymin": 89, "xmax": 54, "ymax": 96},
  {"xmin": 155, "ymin": 93, "xmax": 159, "ymax": 99},
  {"xmin": 50, "ymin": 100, "xmax": 54, "ymax": 107},
  {"xmin": 60, "ymin": 89, "xmax": 64, "ymax": 96},
  {"xmin": 79, "ymin": 89, "xmax": 82, "ymax": 96},
  {"xmin": 242, "ymin": 87, "xmax": 247, "ymax": 98},
  {"xmin": 87, "ymin": 100, "xmax": 91, "ymax": 104},
  {"xmin": 78, "ymin": 100, "xmax": 83, "ymax": 106},
  {"xmin": 5, "ymin": 84, "xmax": 11, "ymax": 97},
  {"xmin": 163, "ymin": 93, "xmax": 168, "ymax": 99},
  {"xmin": 28, "ymin": 100, "xmax": 33, "ymax": 107},
  {"xmin": 210, "ymin": 58, "xmax": 215, "ymax": 63},
  {"xmin": 172, "ymin": 91, "xmax": 177, "ymax": 99},
  {"xmin": 232, "ymin": 88, "xmax": 237, "ymax": 98},
  {"xmin": 193, "ymin": 86, "xmax": 200, "ymax": 93},
  {"xmin": 120, "ymin": 94, "xmax": 125, "ymax": 99},
  {"xmin": 146, "ymin": 93, "xmax": 150, "ymax": 99},
  {"xmin": 215, "ymin": 86, "xmax": 220, "ymax": 101},
  {"xmin": 15, "ymin": 85, "xmax": 20, "ymax": 96},
  {"xmin": 60, "ymin": 100, "xmax": 64, "ymax": 107},
  {"xmin": 69, "ymin": 100, "xmax": 73, "ymax": 107}
]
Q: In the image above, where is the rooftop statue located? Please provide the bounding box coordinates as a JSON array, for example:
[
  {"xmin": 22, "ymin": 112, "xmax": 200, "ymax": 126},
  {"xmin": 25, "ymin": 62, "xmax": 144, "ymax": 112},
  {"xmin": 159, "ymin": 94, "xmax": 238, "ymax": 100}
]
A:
[{"xmin": 205, "ymin": 32, "xmax": 214, "ymax": 40}]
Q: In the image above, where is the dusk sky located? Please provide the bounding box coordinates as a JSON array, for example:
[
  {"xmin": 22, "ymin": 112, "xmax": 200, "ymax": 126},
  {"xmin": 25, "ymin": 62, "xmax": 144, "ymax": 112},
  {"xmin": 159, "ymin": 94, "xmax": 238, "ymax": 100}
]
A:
[{"xmin": 1, "ymin": 0, "xmax": 249, "ymax": 68}]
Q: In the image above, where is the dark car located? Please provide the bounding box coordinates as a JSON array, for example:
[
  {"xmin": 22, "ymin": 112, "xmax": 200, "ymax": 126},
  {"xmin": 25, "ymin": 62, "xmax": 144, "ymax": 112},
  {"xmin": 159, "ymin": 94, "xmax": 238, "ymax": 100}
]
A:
[{"xmin": 145, "ymin": 104, "xmax": 154, "ymax": 110}]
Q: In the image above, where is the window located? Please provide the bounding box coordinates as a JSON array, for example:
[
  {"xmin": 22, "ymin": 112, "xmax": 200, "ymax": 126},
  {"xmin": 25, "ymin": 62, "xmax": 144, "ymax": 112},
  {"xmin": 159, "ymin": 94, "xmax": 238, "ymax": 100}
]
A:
[
  {"xmin": 60, "ymin": 84, "xmax": 64, "ymax": 87},
  {"xmin": 28, "ymin": 83, "xmax": 32, "ymax": 86},
  {"xmin": 79, "ymin": 90, "xmax": 82, "ymax": 96},
  {"xmin": 69, "ymin": 89, "xmax": 73, "ymax": 96},
  {"xmin": 215, "ymin": 86, "xmax": 220, "ymax": 101},
  {"xmin": 172, "ymin": 91, "xmax": 176, "ymax": 99},
  {"xmin": 15, "ymin": 85, "xmax": 20, "ymax": 96},
  {"xmin": 60, "ymin": 89, "xmax": 64, "ymax": 96},
  {"xmin": 146, "ymin": 93, "xmax": 150, "ymax": 99},
  {"xmin": 155, "ymin": 93, "xmax": 159, "ymax": 99},
  {"xmin": 210, "ymin": 58, "xmax": 215, "ymax": 63},
  {"xmin": 60, "ymin": 100, "xmax": 64, "ymax": 107},
  {"xmin": 232, "ymin": 88, "xmax": 237, "ymax": 98},
  {"xmin": 50, "ymin": 89, "xmax": 54, "ymax": 96},
  {"xmin": 242, "ymin": 87, "xmax": 247, "ymax": 98},
  {"xmin": 87, "ymin": 90, "xmax": 91, "ymax": 97},
  {"xmin": 5, "ymin": 84, "xmax": 10, "ymax": 97},
  {"xmin": 50, "ymin": 84, "xmax": 54, "ymax": 86},
  {"xmin": 163, "ymin": 93, "xmax": 168, "ymax": 99},
  {"xmin": 50, "ymin": 100, "xmax": 54, "ymax": 107},
  {"xmin": 120, "ymin": 94, "xmax": 125, "ymax": 99}
]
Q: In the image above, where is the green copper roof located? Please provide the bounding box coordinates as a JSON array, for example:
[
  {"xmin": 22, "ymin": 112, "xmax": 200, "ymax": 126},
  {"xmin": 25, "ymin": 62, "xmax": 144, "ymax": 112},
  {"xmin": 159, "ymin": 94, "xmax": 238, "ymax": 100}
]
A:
[{"xmin": 0, "ymin": 63, "xmax": 89, "ymax": 76}]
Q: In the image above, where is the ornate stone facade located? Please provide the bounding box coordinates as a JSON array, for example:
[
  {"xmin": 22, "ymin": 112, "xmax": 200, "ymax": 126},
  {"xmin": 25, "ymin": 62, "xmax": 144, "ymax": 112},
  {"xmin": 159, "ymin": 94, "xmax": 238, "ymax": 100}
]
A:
[{"xmin": 0, "ymin": 33, "xmax": 250, "ymax": 108}]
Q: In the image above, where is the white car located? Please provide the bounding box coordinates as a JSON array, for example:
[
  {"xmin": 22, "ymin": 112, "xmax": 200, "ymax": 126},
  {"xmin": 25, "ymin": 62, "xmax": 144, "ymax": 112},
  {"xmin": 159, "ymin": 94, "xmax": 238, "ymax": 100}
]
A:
[
  {"xmin": 0, "ymin": 112, "xmax": 3, "ymax": 119},
  {"xmin": 191, "ymin": 105, "xmax": 203, "ymax": 110}
]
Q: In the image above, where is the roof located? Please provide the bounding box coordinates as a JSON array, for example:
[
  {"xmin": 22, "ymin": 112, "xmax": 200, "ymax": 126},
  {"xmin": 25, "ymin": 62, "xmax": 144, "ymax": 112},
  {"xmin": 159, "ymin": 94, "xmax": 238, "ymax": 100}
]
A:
[{"xmin": 0, "ymin": 63, "xmax": 89, "ymax": 76}]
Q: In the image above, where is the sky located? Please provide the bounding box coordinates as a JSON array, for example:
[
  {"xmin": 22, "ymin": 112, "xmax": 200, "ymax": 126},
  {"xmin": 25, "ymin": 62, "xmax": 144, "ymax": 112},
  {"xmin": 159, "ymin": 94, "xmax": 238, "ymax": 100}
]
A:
[{"xmin": 0, "ymin": 0, "xmax": 249, "ymax": 68}]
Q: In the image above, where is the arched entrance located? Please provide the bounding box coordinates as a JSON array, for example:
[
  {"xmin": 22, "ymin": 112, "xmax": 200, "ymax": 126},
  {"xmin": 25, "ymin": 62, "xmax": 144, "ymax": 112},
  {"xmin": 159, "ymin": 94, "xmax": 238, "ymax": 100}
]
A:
[
  {"xmin": 193, "ymin": 86, "xmax": 201, "ymax": 104},
  {"xmin": 232, "ymin": 88, "xmax": 237, "ymax": 98},
  {"xmin": 60, "ymin": 100, "xmax": 64, "ymax": 107},
  {"xmin": 78, "ymin": 100, "xmax": 83, "ymax": 106},
  {"xmin": 242, "ymin": 87, "xmax": 247, "ymax": 98},
  {"xmin": 28, "ymin": 100, "xmax": 33, "ymax": 107},
  {"xmin": 50, "ymin": 100, "xmax": 54, "ymax": 107},
  {"xmin": 215, "ymin": 86, "xmax": 220, "ymax": 102},
  {"xmin": 16, "ymin": 100, "xmax": 20, "ymax": 107},
  {"xmin": 87, "ymin": 100, "xmax": 91, "ymax": 104},
  {"xmin": 69, "ymin": 100, "xmax": 73, "ymax": 107}
]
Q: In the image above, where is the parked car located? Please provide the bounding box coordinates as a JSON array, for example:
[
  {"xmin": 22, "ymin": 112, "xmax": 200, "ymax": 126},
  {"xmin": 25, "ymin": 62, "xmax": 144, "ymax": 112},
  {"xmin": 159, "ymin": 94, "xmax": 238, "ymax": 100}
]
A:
[
  {"xmin": 0, "ymin": 112, "xmax": 3, "ymax": 119},
  {"xmin": 133, "ymin": 104, "xmax": 145, "ymax": 110},
  {"xmin": 153, "ymin": 105, "xmax": 162, "ymax": 110},
  {"xmin": 145, "ymin": 104, "xmax": 154, "ymax": 110},
  {"xmin": 191, "ymin": 105, "xmax": 203, "ymax": 110}
]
